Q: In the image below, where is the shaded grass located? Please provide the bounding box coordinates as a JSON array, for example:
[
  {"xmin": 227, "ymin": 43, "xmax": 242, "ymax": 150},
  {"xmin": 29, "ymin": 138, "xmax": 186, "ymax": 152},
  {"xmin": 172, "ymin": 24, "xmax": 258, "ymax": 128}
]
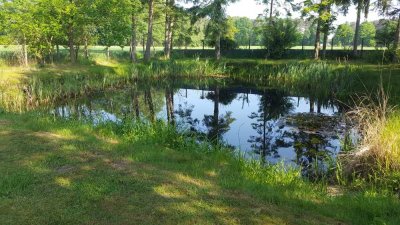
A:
[{"xmin": 0, "ymin": 112, "xmax": 399, "ymax": 224}]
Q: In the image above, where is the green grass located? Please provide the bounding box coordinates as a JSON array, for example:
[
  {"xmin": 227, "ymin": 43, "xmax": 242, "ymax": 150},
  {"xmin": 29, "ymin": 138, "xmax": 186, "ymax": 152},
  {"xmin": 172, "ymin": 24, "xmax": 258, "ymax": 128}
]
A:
[{"xmin": 0, "ymin": 112, "xmax": 399, "ymax": 225}]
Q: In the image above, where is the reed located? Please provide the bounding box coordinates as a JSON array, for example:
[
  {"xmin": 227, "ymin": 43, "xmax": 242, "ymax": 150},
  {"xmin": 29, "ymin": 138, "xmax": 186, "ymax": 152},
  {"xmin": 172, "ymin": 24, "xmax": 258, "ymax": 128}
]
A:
[{"xmin": 340, "ymin": 86, "xmax": 400, "ymax": 191}]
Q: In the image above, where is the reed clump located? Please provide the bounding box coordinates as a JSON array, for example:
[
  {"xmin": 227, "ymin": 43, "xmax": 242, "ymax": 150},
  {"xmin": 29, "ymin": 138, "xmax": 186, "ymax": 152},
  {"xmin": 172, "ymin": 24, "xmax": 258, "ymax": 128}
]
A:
[{"xmin": 342, "ymin": 87, "xmax": 400, "ymax": 190}]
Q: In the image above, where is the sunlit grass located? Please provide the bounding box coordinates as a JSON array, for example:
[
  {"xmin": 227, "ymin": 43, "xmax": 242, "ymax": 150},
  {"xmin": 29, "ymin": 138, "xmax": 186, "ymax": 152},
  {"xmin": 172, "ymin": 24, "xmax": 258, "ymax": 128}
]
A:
[{"xmin": 0, "ymin": 112, "xmax": 399, "ymax": 224}]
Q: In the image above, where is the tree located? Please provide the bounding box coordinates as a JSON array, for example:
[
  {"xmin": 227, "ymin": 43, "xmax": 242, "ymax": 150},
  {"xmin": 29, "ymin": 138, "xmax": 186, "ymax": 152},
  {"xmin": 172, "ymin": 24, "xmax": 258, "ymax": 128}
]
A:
[
  {"xmin": 376, "ymin": 19, "xmax": 397, "ymax": 48},
  {"xmin": 303, "ymin": 0, "xmax": 335, "ymax": 59},
  {"xmin": 144, "ymin": 0, "xmax": 155, "ymax": 61},
  {"xmin": 263, "ymin": 18, "xmax": 300, "ymax": 58},
  {"xmin": 164, "ymin": 0, "xmax": 176, "ymax": 59},
  {"xmin": 96, "ymin": 0, "xmax": 131, "ymax": 60},
  {"xmin": 0, "ymin": 0, "xmax": 36, "ymax": 66},
  {"xmin": 360, "ymin": 21, "xmax": 376, "ymax": 47},
  {"xmin": 129, "ymin": 0, "xmax": 144, "ymax": 63},
  {"xmin": 376, "ymin": 0, "xmax": 400, "ymax": 61},
  {"xmin": 232, "ymin": 17, "xmax": 253, "ymax": 47},
  {"xmin": 334, "ymin": 23, "xmax": 354, "ymax": 48},
  {"xmin": 190, "ymin": 0, "xmax": 239, "ymax": 60},
  {"xmin": 258, "ymin": 0, "xmax": 297, "ymax": 21},
  {"xmin": 352, "ymin": 0, "xmax": 371, "ymax": 56},
  {"xmin": 206, "ymin": 16, "xmax": 238, "ymax": 50}
]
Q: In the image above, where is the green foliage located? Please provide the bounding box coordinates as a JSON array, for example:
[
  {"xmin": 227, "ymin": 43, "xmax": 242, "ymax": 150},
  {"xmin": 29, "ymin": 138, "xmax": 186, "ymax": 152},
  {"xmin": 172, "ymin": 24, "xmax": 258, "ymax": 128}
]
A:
[
  {"xmin": 334, "ymin": 23, "xmax": 354, "ymax": 48},
  {"xmin": 263, "ymin": 18, "xmax": 301, "ymax": 58},
  {"xmin": 376, "ymin": 19, "xmax": 397, "ymax": 48},
  {"xmin": 360, "ymin": 21, "xmax": 376, "ymax": 47}
]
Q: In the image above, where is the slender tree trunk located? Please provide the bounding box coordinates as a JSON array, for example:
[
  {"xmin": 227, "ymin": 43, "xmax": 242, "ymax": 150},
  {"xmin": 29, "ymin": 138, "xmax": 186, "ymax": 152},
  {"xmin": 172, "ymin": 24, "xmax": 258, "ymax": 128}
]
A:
[
  {"xmin": 353, "ymin": 2, "xmax": 362, "ymax": 56},
  {"xmin": 322, "ymin": 31, "xmax": 328, "ymax": 59},
  {"xmin": 75, "ymin": 45, "xmax": 79, "ymax": 61},
  {"xmin": 269, "ymin": 0, "xmax": 274, "ymax": 20},
  {"xmin": 144, "ymin": 0, "xmax": 154, "ymax": 62},
  {"xmin": 164, "ymin": 0, "xmax": 174, "ymax": 59},
  {"xmin": 130, "ymin": 13, "xmax": 137, "ymax": 63},
  {"xmin": 215, "ymin": 33, "xmax": 221, "ymax": 60},
  {"xmin": 142, "ymin": 35, "xmax": 145, "ymax": 53},
  {"xmin": 84, "ymin": 37, "xmax": 89, "ymax": 59},
  {"xmin": 22, "ymin": 36, "xmax": 28, "ymax": 67},
  {"xmin": 314, "ymin": 0, "xmax": 324, "ymax": 60},
  {"xmin": 68, "ymin": 26, "xmax": 75, "ymax": 63},
  {"xmin": 314, "ymin": 18, "xmax": 321, "ymax": 60},
  {"xmin": 106, "ymin": 46, "xmax": 110, "ymax": 60},
  {"xmin": 56, "ymin": 44, "xmax": 60, "ymax": 60}
]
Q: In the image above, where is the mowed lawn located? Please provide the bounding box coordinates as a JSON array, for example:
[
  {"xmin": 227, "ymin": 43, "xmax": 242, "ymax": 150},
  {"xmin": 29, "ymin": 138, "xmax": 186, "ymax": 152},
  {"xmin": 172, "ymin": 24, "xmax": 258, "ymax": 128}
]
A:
[
  {"xmin": 0, "ymin": 113, "xmax": 337, "ymax": 225},
  {"xmin": 1, "ymin": 113, "xmax": 400, "ymax": 225}
]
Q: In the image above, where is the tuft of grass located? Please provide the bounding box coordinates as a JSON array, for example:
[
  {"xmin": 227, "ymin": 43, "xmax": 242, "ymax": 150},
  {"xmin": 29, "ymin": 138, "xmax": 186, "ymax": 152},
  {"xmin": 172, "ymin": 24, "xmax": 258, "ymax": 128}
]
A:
[{"xmin": 341, "ymin": 87, "xmax": 400, "ymax": 191}]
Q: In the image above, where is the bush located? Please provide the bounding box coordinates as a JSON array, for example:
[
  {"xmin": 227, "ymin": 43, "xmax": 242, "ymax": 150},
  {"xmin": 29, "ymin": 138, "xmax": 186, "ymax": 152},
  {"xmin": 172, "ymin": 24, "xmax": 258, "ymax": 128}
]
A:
[{"xmin": 263, "ymin": 18, "xmax": 301, "ymax": 59}]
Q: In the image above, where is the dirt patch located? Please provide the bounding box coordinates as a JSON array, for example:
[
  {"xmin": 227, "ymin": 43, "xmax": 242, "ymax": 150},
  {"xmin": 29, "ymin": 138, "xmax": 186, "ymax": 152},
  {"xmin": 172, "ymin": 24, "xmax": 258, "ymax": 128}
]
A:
[
  {"xmin": 56, "ymin": 165, "xmax": 76, "ymax": 174},
  {"xmin": 109, "ymin": 159, "xmax": 131, "ymax": 171}
]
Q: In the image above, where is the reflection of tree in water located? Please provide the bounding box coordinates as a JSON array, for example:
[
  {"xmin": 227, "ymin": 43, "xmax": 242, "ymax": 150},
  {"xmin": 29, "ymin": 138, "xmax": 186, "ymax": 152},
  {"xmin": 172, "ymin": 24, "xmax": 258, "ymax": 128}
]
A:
[
  {"xmin": 165, "ymin": 87, "xmax": 175, "ymax": 125},
  {"xmin": 248, "ymin": 89, "xmax": 293, "ymax": 163},
  {"xmin": 203, "ymin": 87, "xmax": 237, "ymax": 143},
  {"xmin": 175, "ymin": 103, "xmax": 199, "ymax": 131},
  {"xmin": 288, "ymin": 130, "xmax": 334, "ymax": 179},
  {"xmin": 284, "ymin": 114, "xmax": 340, "ymax": 179}
]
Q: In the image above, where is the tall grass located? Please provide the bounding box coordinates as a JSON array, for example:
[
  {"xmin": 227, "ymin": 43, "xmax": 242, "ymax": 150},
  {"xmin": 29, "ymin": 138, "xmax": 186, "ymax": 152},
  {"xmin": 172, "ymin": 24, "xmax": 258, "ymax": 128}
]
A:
[
  {"xmin": 0, "ymin": 60, "xmax": 226, "ymax": 112},
  {"xmin": 341, "ymin": 87, "xmax": 400, "ymax": 191}
]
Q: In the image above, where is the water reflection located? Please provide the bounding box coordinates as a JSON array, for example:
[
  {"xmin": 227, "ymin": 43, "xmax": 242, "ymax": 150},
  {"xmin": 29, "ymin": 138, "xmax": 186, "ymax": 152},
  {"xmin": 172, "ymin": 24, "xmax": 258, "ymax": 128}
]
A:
[{"xmin": 49, "ymin": 82, "xmax": 346, "ymax": 170}]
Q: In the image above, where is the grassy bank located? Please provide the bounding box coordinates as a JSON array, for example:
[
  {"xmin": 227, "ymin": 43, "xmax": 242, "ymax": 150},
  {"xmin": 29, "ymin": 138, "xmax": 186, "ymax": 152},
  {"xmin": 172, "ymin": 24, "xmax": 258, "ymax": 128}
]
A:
[
  {"xmin": 2, "ymin": 58, "xmax": 399, "ymax": 113},
  {"xmin": 0, "ymin": 59, "xmax": 225, "ymax": 112},
  {"xmin": 0, "ymin": 112, "xmax": 399, "ymax": 225}
]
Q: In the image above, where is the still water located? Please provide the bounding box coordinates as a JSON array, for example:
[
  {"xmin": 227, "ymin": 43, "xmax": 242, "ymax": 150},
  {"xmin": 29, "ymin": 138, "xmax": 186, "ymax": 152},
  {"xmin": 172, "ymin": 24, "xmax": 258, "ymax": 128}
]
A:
[{"xmin": 50, "ymin": 80, "xmax": 348, "ymax": 172}]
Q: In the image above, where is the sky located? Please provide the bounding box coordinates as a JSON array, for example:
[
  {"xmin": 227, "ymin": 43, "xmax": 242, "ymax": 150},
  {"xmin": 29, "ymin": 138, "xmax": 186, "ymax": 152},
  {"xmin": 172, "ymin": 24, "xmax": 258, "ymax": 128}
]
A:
[{"xmin": 225, "ymin": 0, "xmax": 384, "ymax": 26}]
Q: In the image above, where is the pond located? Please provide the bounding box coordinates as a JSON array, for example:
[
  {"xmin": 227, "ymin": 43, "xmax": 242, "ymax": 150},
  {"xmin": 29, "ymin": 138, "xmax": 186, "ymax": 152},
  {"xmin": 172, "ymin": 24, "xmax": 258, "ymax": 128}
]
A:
[{"xmin": 48, "ymin": 79, "xmax": 350, "ymax": 174}]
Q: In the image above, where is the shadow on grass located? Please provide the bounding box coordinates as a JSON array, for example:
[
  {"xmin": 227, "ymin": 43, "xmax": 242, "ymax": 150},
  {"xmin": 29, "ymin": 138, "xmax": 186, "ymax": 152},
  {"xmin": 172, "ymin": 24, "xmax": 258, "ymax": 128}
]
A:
[{"xmin": 0, "ymin": 113, "xmax": 399, "ymax": 225}]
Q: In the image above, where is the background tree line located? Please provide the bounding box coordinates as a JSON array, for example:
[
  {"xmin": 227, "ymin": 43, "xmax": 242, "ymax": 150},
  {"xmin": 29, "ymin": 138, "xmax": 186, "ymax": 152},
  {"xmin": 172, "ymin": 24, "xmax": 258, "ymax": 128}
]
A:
[{"xmin": 0, "ymin": 0, "xmax": 399, "ymax": 64}]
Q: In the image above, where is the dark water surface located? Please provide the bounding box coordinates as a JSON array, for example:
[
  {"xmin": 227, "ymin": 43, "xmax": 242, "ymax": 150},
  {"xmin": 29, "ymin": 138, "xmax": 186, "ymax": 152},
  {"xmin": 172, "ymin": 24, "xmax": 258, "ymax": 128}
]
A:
[{"xmin": 49, "ymin": 79, "xmax": 349, "ymax": 171}]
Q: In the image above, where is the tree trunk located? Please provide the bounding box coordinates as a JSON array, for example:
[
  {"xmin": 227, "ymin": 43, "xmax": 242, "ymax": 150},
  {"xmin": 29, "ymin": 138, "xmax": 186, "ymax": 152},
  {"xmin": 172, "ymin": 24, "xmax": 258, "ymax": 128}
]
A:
[
  {"xmin": 215, "ymin": 33, "xmax": 221, "ymax": 60},
  {"xmin": 106, "ymin": 46, "xmax": 110, "ymax": 60},
  {"xmin": 75, "ymin": 45, "xmax": 79, "ymax": 61},
  {"xmin": 144, "ymin": 0, "xmax": 154, "ymax": 62},
  {"xmin": 314, "ymin": 18, "xmax": 321, "ymax": 60},
  {"xmin": 269, "ymin": 0, "xmax": 274, "ymax": 20},
  {"xmin": 22, "ymin": 36, "xmax": 28, "ymax": 67},
  {"xmin": 84, "ymin": 37, "xmax": 89, "ymax": 59},
  {"xmin": 353, "ymin": 2, "xmax": 362, "ymax": 56},
  {"xmin": 56, "ymin": 44, "xmax": 60, "ymax": 60},
  {"xmin": 322, "ymin": 31, "xmax": 328, "ymax": 59},
  {"xmin": 130, "ymin": 13, "xmax": 137, "ymax": 63},
  {"xmin": 164, "ymin": 0, "xmax": 174, "ymax": 59},
  {"xmin": 68, "ymin": 25, "xmax": 75, "ymax": 63}
]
